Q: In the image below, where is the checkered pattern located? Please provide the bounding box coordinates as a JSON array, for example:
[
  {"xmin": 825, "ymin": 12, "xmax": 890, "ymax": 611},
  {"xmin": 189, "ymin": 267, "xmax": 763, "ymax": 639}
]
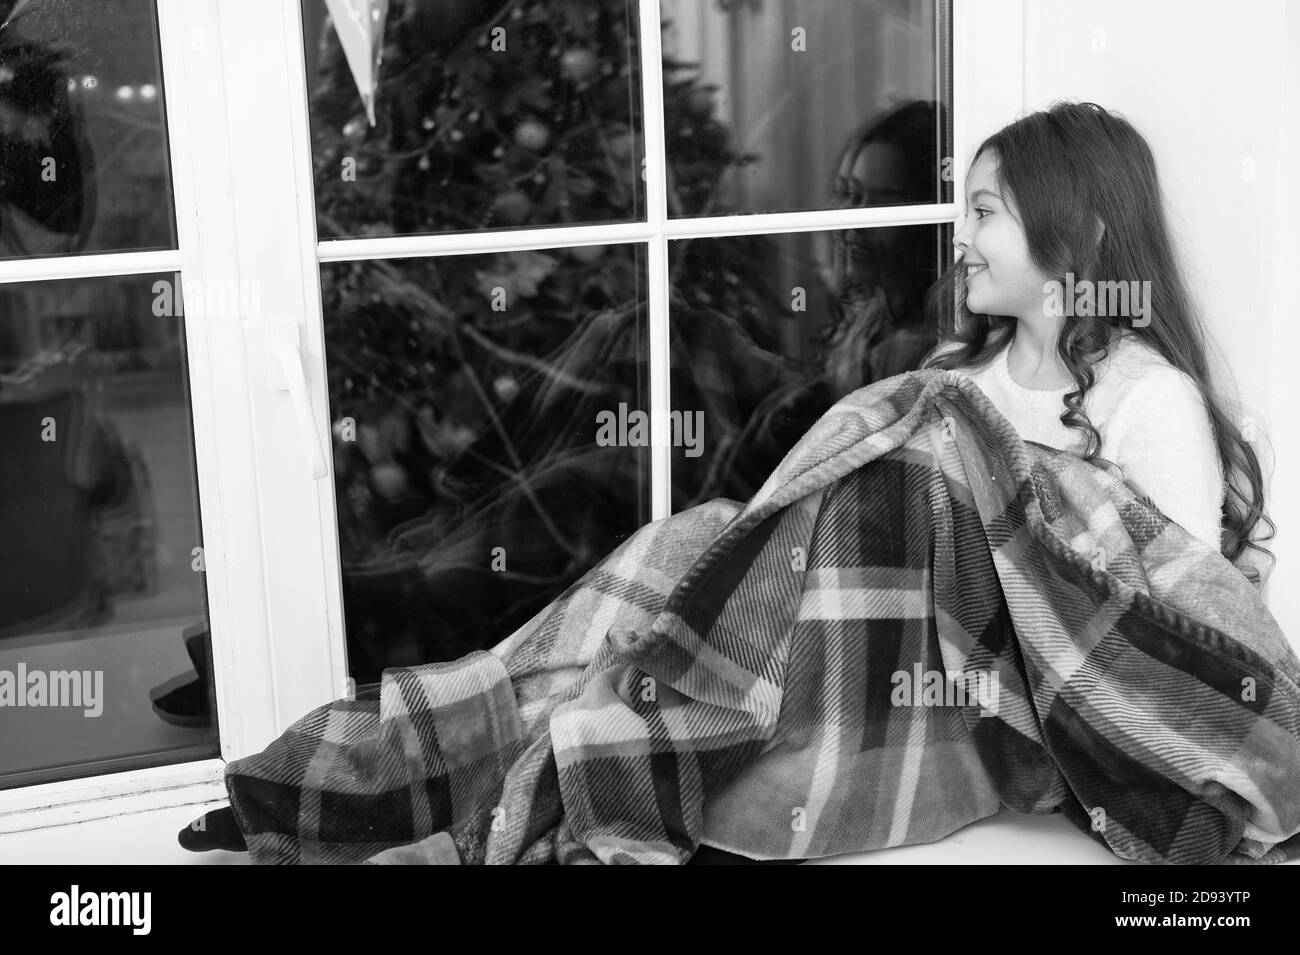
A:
[{"xmin": 224, "ymin": 370, "xmax": 1300, "ymax": 864}]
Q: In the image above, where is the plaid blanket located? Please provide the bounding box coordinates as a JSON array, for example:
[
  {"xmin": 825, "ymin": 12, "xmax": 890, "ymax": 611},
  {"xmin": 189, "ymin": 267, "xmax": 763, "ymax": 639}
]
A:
[{"xmin": 224, "ymin": 369, "xmax": 1300, "ymax": 864}]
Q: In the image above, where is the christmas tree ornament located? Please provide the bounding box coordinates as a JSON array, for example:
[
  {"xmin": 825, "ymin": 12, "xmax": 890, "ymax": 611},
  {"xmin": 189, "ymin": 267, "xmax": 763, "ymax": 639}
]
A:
[
  {"xmin": 560, "ymin": 48, "xmax": 598, "ymax": 83},
  {"xmin": 369, "ymin": 461, "xmax": 408, "ymax": 498},
  {"xmin": 493, "ymin": 375, "xmax": 520, "ymax": 402},
  {"xmin": 324, "ymin": 0, "xmax": 389, "ymax": 127},
  {"xmin": 514, "ymin": 118, "xmax": 551, "ymax": 152},
  {"xmin": 490, "ymin": 189, "xmax": 532, "ymax": 224}
]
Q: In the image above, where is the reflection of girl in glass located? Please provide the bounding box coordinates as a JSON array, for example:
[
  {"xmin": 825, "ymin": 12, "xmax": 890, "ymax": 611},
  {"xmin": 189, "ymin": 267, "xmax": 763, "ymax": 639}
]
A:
[
  {"xmin": 822, "ymin": 98, "xmax": 942, "ymax": 395},
  {"xmin": 714, "ymin": 100, "xmax": 946, "ymax": 498}
]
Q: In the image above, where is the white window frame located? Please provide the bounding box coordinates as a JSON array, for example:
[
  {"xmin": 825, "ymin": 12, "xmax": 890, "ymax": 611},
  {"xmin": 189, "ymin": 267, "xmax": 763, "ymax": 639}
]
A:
[{"xmin": 0, "ymin": 0, "xmax": 1024, "ymax": 842}]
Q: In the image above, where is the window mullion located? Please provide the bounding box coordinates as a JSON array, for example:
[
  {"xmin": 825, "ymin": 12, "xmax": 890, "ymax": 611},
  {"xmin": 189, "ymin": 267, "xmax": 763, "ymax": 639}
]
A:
[
  {"xmin": 156, "ymin": 0, "xmax": 280, "ymax": 759},
  {"xmin": 200, "ymin": 0, "xmax": 345, "ymax": 737},
  {"xmin": 641, "ymin": 0, "xmax": 672, "ymax": 520},
  {"xmin": 310, "ymin": 203, "xmax": 959, "ymax": 262},
  {"xmin": 281, "ymin": 0, "xmax": 352, "ymax": 707},
  {"xmin": 0, "ymin": 250, "xmax": 184, "ymax": 286}
]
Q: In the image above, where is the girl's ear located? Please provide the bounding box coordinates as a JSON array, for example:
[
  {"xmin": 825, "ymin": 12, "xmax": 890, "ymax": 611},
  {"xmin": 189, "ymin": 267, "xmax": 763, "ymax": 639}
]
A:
[{"xmin": 1093, "ymin": 216, "xmax": 1106, "ymax": 246}]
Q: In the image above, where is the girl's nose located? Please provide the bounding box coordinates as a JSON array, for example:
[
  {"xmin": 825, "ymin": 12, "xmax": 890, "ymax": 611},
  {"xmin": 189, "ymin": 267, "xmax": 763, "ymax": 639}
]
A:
[{"xmin": 952, "ymin": 213, "xmax": 971, "ymax": 255}]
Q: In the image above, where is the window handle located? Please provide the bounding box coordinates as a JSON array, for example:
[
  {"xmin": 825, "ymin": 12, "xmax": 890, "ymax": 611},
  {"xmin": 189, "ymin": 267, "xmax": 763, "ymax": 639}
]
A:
[{"xmin": 271, "ymin": 323, "xmax": 328, "ymax": 480}]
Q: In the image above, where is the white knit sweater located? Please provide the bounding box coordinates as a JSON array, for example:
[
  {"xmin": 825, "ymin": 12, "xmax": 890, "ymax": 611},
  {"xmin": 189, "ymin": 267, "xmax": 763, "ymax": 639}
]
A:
[{"xmin": 936, "ymin": 331, "xmax": 1226, "ymax": 552}]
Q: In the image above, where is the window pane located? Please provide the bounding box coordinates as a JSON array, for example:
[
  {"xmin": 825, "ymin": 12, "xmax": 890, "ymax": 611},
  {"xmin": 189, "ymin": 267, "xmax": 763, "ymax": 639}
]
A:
[
  {"xmin": 321, "ymin": 245, "xmax": 649, "ymax": 684},
  {"xmin": 0, "ymin": 0, "xmax": 176, "ymax": 259},
  {"xmin": 0, "ymin": 273, "xmax": 213, "ymax": 789},
  {"xmin": 668, "ymin": 224, "xmax": 948, "ymax": 511},
  {"xmin": 662, "ymin": 0, "xmax": 951, "ymax": 218},
  {"xmin": 301, "ymin": 0, "xmax": 645, "ymax": 240}
]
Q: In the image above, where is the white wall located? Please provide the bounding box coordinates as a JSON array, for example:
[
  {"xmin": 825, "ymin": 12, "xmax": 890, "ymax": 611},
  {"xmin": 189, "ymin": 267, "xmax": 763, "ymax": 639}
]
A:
[{"xmin": 967, "ymin": 0, "xmax": 1299, "ymax": 644}]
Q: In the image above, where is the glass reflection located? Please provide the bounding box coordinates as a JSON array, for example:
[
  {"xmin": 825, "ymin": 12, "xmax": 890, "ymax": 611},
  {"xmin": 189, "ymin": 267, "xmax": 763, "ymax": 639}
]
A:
[
  {"xmin": 668, "ymin": 223, "xmax": 946, "ymax": 511},
  {"xmin": 301, "ymin": 0, "xmax": 645, "ymax": 240},
  {"xmin": 669, "ymin": 99, "xmax": 949, "ymax": 510},
  {"xmin": 0, "ymin": 273, "xmax": 213, "ymax": 789},
  {"xmin": 0, "ymin": 0, "xmax": 175, "ymax": 259},
  {"xmin": 321, "ymin": 246, "xmax": 650, "ymax": 682},
  {"xmin": 662, "ymin": 0, "xmax": 950, "ymax": 217}
]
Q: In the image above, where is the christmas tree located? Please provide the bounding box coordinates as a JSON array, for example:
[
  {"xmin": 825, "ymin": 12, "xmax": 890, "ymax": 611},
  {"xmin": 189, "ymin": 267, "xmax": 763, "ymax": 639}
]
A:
[{"xmin": 304, "ymin": 0, "xmax": 844, "ymax": 678}]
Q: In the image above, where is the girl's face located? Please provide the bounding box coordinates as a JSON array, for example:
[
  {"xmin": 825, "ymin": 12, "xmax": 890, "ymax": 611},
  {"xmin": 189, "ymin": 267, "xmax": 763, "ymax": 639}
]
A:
[
  {"xmin": 833, "ymin": 141, "xmax": 911, "ymax": 284},
  {"xmin": 952, "ymin": 150, "xmax": 1054, "ymax": 321}
]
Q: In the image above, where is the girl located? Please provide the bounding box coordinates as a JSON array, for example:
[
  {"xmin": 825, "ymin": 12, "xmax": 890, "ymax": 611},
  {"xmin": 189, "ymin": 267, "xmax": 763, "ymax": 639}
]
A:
[{"xmin": 920, "ymin": 101, "xmax": 1272, "ymax": 574}]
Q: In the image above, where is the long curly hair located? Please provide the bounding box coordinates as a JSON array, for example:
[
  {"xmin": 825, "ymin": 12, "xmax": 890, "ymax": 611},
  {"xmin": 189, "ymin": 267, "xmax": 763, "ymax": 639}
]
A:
[{"xmin": 919, "ymin": 101, "xmax": 1272, "ymax": 572}]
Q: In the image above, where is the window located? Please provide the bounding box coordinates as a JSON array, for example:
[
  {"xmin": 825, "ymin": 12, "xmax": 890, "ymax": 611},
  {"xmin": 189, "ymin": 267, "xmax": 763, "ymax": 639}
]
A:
[
  {"xmin": 302, "ymin": 0, "xmax": 953, "ymax": 685},
  {"xmin": 1, "ymin": 0, "xmax": 992, "ymax": 841},
  {"xmin": 0, "ymin": 0, "xmax": 215, "ymax": 791}
]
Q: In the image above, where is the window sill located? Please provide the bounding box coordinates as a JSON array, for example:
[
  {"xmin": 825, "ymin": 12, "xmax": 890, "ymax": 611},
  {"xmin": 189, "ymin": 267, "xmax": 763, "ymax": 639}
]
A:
[
  {"xmin": 0, "ymin": 799, "xmax": 245, "ymax": 864},
  {"xmin": 0, "ymin": 759, "xmax": 225, "ymax": 835}
]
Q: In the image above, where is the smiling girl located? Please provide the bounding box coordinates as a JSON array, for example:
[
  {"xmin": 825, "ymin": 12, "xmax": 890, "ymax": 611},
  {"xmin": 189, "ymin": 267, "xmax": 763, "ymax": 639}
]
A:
[{"xmin": 920, "ymin": 101, "xmax": 1271, "ymax": 572}]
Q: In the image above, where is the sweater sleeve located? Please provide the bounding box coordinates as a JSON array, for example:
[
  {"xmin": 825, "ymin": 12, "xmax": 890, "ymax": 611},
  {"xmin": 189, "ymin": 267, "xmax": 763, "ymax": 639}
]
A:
[{"xmin": 1104, "ymin": 368, "xmax": 1226, "ymax": 553}]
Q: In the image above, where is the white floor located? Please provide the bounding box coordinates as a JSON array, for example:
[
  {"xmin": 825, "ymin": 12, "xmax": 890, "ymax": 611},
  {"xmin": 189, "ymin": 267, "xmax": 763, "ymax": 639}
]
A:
[{"xmin": 5, "ymin": 801, "xmax": 1292, "ymax": 864}]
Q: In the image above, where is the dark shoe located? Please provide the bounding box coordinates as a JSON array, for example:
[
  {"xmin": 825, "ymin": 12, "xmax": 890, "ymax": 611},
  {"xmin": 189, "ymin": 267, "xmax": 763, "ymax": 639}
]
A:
[{"xmin": 178, "ymin": 806, "xmax": 247, "ymax": 853}]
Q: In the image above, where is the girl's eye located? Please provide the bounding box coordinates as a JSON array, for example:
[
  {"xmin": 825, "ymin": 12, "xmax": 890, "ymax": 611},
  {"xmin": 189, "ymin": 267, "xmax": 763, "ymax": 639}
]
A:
[{"xmin": 974, "ymin": 207, "xmax": 992, "ymax": 220}]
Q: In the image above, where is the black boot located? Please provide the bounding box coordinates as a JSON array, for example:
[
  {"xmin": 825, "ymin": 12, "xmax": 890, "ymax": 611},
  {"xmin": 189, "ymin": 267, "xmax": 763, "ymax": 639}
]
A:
[{"xmin": 177, "ymin": 805, "xmax": 247, "ymax": 853}]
